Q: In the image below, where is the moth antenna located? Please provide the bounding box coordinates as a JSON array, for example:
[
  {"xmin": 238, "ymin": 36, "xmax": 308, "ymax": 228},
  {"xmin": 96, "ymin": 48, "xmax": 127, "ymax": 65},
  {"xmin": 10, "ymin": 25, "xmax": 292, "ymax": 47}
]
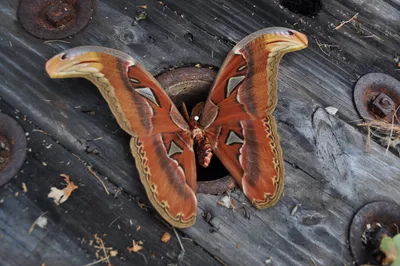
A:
[{"xmin": 181, "ymin": 102, "xmax": 190, "ymax": 122}]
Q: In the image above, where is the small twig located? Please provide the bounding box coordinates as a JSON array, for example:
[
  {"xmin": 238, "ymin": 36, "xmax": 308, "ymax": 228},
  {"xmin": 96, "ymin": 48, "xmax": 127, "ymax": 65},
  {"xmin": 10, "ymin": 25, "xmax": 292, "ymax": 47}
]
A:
[
  {"xmin": 87, "ymin": 166, "xmax": 110, "ymax": 195},
  {"xmin": 335, "ymin": 13, "xmax": 359, "ymax": 30},
  {"xmin": 82, "ymin": 257, "xmax": 108, "ymax": 266},
  {"xmin": 366, "ymin": 125, "xmax": 371, "ymax": 151},
  {"xmin": 108, "ymin": 216, "xmax": 121, "ymax": 228},
  {"xmin": 173, "ymin": 227, "xmax": 185, "ymax": 262},
  {"xmin": 137, "ymin": 251, "xmax": 148, "ymax": 264},
  {"xmin": 315, "ymin": 40, "xmax": 338, "ymax": 56},
  {"xmin": 385, "ymin": 105, "xmax": 400, "ymax": 153},
  {"xmin": 44, "ymin": 40, "xmax": 71, "ymax": 44},
  {"xmin": 310, "ymin": 257, "xmax": 318, "ymax": 266},
  {"xmin": 214, "ymin": 256, "xmax": 228, "ymax": 266},
  {"xmin": 359, "ymin": 35, "xmax": 378, "ymax": 39},
  {"xmin": 95, "ymin": 236, "xmax": 111, "ymax": 265}
]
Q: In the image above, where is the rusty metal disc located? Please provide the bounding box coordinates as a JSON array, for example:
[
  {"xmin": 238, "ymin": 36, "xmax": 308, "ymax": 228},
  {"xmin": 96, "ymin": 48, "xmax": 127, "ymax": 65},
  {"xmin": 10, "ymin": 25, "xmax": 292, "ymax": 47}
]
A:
[
  {"xmin": 349, "ymin": 201, "xmax": 400, "ymax": 265},
  {"xmin": 18, "ymin": 0, "xmax": 95, "ymax": 40},
  {"xmin": 0, "ymin": 113, "xmax": 27, "ymax": 186},
  {"xmin": 156, "ymin": 67, "xmax": 237, "ymax": 195},
  {"xmin": 354, "ymin": 73, "xmax": 400, "ymax": 123}
]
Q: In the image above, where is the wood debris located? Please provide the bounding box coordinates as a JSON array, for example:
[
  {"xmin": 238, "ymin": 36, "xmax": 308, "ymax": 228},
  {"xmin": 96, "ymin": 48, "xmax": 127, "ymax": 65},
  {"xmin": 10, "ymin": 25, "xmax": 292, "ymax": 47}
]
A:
[
  {"xmin": 87, "ymin": 166, "xmax": 110, "ymax": 195},
  {"xmin": 310, "ymin": 257, "xmax": 318, "ymax": 266},
  {"xmin": 28, "ymin": 212, "xmax": 48, "ymax": 234},
  {"xmin": 48, "ymin": 174, "xmax": 78, "ymax": 205},
  {"xmin": 357, "ymin": 111, "xmax": 400, "ymax": 151},
  {"xmin": 161, "ymin": 232, "xmax": 171, "ymax": 243},
  {"xmin": 334, "ymin": 13, "xmax": 358, "ymax": 30},
  {"xmin": 315, "ymin": 40, "xmax": 339, "ymax": 56},
  {"xmin": 325, "ymin": 106, "xmax": 338, "ymax": 115},
  {"xmin": 291, "ymin": 204, "xmax": 301, "ymax": 216},
  {"xmin": 218, "ymin": 195, "xmax": 235, "ymax": 209},
  {"xmin": 87, "ymin": 234, "xmax": 118, "ymax": 266},
  {"xmin": 22, "ymin": 182, "xmax": 28, "ymax": 193},
  {"xmin": 128, "ymin": 240, "xmax": 143, "ymax": 253}
]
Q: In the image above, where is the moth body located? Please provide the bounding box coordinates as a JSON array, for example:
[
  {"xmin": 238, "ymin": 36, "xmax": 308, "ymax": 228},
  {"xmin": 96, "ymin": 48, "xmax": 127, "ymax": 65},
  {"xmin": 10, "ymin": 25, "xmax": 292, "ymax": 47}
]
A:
[{"xmin": 191, "ymin": 126, "xmax": 213, "ymax": 168}]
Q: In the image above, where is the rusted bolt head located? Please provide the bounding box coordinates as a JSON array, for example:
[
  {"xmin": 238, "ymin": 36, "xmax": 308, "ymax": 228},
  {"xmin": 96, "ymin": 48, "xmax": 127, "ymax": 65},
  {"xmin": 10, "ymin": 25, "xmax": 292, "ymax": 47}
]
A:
[
  {"xmin": 354, "ymin": 73, "xmax": 400, "ymax": 123},
  {"xmin": 18, "ymin": 0, "xmax": 95, "ymax": 40},
  {"xmin": 0, "ymin": 113, "xmax": 27, "ymax": 186},
  {"xmin": 371, "ymin": 92, "xmax": 395, "ymax": 117},
  {"xmin": 156, "ymin": 67, "xmax": 237, "ymax": 195},
  {"xmin": 45, "ymin": 2, "xmax": 75, "ymax": 28}
]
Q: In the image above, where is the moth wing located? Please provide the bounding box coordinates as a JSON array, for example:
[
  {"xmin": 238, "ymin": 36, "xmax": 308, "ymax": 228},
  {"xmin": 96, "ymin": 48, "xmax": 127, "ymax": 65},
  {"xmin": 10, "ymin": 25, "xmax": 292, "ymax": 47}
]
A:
[
  {"xmin": 46, "ymin": 46, "xmax": 197, "ymax": 227},
  {"xmin": 206, "ymin": 117, "xmax": 284, "ymax": 208}
]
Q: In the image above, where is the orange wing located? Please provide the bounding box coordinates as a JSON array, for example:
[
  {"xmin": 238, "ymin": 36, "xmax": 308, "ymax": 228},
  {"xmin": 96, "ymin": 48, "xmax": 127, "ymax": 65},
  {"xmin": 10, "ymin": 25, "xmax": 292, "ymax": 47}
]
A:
[
  {"xmin": 206, "ymin": 117, "xmax": 284, "ymax": 208},
  {"xmin": 46, "ymin": 46, "xmax": 196, "ymax": 227},
  {"xmin": 202, "ymin": 28, "xmax": 308, "ymax": 208}
]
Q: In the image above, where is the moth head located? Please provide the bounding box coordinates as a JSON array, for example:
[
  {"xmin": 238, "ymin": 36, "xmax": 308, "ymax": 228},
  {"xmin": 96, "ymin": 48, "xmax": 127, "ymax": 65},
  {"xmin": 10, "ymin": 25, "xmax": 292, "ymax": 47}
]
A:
[{"xmin": 46, "ymin": 46, "xmax": 135, "ymax": 79}]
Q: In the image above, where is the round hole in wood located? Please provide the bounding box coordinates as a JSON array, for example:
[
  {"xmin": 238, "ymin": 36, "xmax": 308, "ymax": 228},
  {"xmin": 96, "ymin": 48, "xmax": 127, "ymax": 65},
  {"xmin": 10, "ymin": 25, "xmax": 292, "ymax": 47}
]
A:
[
  {"xmin": 156, "ymin": 67, "xmax": 236, "ymax": 195},
  {"xmin": 280, "ymin": 0, "xmax": 323, "ymax": 16},
  {"xmin": 0, "ymin": 113, "xmax": 27, "ymax": 186}
]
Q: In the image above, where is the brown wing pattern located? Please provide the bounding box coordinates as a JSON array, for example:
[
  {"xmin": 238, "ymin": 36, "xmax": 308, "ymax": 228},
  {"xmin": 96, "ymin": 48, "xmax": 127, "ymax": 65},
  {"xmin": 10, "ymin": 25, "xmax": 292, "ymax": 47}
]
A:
[
  {"xmin": 46, "ymin": 46, "xmax": 196, "ymax": 228},
  {"xmin": 207, "ymin": 117, "xmax": 284, "ymax": 208},
  {"xmin": 202, "ymin": 28, "xmax": 308, "ymax": 208},
  {"xmin": 130, "ymin": 132, "xmax": 197, "ymax": 228}
]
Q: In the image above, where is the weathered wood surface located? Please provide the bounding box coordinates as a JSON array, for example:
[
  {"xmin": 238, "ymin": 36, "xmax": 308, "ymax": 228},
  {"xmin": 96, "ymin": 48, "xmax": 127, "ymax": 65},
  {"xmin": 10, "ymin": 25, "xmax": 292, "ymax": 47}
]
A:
[{"xmin": 0, "ymin": 0, "xmax": 399, "ymax": 265}]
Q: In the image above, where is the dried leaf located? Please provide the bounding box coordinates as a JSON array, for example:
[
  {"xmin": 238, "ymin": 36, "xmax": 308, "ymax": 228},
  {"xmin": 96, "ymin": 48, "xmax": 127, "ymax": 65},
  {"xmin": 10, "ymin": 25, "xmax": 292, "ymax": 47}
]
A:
[
  {"xmin": 136, "ymin": 226, "xmax": 141, "ymax": 231},
  {"xmin": 161, "ymin": 232, "xmax": 171, "ymax": 243},
  {"xmin": 137, "ymin": 4, "xmax": 147, "ymax": 9},
  {"xmin": 128, "ymin": 240, "xmax": 143, "ymax": 253},
  {"xmin": 48, "ymin": 174, "xmax": 78, "ymax": 205},
  {"xmin": 236, "ymin": 242, "xmax": 240, "ymax": 248},
  {"xmin": 195, "ymin": 63, "xmax": 201, "ymax": 68}
]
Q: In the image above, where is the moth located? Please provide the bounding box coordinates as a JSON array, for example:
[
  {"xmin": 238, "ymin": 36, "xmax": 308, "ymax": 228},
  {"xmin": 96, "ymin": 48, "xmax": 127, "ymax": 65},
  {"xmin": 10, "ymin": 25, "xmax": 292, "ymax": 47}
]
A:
[{"xmin": 46, "ymin": 27, "xmax": 308, "ymax": 228}]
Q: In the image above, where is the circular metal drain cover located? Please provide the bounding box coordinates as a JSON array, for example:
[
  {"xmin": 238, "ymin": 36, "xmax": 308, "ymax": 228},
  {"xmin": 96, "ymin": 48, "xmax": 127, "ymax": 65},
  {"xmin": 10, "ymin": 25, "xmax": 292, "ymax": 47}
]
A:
[{"xmin": 0, "ymin": 113, "xmax": 27, "ymax": 186}]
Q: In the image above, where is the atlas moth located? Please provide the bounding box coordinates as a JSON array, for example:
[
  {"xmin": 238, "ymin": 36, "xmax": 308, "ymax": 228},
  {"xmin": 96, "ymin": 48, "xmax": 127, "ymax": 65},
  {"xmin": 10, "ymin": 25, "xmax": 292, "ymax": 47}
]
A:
[{"xmin": 46, "ymin": 27, "xmax": 308, "ymax": 228}]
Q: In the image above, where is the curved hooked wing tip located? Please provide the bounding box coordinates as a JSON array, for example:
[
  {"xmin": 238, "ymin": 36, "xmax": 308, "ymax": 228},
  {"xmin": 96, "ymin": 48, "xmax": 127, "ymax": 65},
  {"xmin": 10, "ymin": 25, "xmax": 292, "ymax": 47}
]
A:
[
  {"xmin": 45, "ymin": 46, "xmax": 136, "ymax": 79},
  {"xmin": 233, "ymin": 27, "xmax": 308, "ymax": 54}
]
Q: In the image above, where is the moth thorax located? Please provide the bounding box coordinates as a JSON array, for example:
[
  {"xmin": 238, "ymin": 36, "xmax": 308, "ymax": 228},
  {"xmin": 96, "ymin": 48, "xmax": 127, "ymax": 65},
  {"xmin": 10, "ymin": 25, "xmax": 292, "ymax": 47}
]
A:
[{"xmin": 192, "ymin": 129, "xmax": 213, "ymax": 168}]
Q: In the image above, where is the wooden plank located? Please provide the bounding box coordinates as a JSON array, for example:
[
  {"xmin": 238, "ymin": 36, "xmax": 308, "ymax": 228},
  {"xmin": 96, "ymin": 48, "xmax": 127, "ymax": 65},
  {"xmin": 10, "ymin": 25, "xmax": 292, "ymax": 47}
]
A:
[
  {"xmin": 0, "ymin": 0, "xmax": 399, "ymax": 265},
  {"xmin": 160, "ymin": 0, "xmax": 400, "ymax": 122},
  {"xmin": 0, "ymin": 101, "xmax": 220, "ymax": 266}
]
